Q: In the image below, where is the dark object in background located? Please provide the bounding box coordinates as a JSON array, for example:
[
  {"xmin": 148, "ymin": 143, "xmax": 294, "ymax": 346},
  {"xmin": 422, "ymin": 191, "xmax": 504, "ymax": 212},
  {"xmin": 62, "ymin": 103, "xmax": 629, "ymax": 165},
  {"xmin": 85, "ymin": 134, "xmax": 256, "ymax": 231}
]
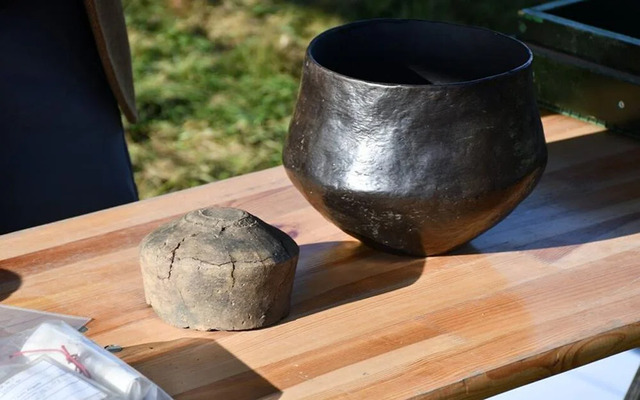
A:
[
  {"xmin": 519, "ymin": 0, "xmax": 640, "ymax": 134},
  {"xmin": 283, "ymin": 19, "xmax": 547, "ymax": 257},
  {"xmin": 0, "ymin": 0, "xmax": 138, "ymax": 235}
]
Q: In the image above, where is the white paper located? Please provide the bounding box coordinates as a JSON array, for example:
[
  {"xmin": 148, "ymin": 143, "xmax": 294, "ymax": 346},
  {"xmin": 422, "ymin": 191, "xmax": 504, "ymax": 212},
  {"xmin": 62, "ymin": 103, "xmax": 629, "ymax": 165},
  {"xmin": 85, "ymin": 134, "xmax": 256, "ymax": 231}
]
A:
[{"xmin": 0, "ymin": 358, "xmax": 108, "ymax": 400}]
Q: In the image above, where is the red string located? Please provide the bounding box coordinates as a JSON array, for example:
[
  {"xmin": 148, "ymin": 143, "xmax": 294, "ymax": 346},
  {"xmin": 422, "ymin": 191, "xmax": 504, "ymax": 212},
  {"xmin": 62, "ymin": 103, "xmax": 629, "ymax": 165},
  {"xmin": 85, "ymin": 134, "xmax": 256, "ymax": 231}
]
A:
[{"xmin": 11, "ymin": 346, "xmax": 92, "ymax": 379}]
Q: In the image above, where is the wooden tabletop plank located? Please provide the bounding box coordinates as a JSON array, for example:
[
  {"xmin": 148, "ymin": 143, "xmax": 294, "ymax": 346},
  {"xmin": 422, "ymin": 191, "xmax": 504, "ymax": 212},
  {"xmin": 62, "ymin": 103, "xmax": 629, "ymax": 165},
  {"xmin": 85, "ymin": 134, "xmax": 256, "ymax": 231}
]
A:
[{"xmin": 1, "ymin": 114, "xmax": 639, "ymax": 399}]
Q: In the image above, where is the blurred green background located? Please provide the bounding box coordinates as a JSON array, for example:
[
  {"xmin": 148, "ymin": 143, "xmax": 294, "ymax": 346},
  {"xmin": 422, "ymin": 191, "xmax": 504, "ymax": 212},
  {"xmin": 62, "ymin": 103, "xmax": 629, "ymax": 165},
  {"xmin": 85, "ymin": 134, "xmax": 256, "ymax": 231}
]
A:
[{"xmin": 123, "ymin": 0, "xmax": 546, "ymax": 198}]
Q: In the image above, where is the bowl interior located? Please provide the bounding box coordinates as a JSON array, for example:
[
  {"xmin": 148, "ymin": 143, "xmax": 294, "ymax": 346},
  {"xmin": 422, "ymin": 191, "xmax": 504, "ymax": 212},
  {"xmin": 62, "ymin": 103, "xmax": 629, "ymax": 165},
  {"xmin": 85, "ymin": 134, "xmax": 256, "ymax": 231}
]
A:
[{"xmin": 309, "ymin": 20, "xmax": 531, "ymax": 85}]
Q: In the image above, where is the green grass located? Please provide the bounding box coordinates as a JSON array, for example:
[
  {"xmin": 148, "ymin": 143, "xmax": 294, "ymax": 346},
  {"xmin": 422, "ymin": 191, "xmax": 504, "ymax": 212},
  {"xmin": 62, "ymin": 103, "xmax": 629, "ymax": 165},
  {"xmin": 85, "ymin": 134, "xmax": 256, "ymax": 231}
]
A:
[{"xmin": 123, "ymin": 0, "xmax": 545, "ymax": 198}]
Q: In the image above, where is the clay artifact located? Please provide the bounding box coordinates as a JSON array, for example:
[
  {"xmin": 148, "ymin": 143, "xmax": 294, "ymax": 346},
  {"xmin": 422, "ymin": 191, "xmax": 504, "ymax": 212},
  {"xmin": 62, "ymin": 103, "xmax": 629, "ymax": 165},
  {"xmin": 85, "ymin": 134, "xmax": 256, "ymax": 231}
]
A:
[
  {"xmin": 139, "ymin": 207, "xmax": 299, "ymax": 331},
  {"xmin": 283, "ymin": 19, "xmax": 548, "ymax": 256}
]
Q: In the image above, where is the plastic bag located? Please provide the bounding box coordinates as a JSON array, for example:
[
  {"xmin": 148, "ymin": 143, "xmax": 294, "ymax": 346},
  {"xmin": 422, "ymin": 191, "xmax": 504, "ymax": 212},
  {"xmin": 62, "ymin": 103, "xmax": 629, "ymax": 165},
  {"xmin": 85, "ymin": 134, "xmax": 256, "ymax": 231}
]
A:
[{"xmin": 0, "ymin": 320, "xmax": 172, "ymax": 400}]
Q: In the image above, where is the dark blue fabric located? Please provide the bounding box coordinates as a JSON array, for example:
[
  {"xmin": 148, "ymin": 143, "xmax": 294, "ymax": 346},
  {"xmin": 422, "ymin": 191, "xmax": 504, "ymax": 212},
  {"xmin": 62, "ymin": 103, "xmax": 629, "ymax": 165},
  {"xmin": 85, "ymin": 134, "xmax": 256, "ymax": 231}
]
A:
[{"xmin": 0, "ymin": 0, "xmax": 138, "ymax": 234}]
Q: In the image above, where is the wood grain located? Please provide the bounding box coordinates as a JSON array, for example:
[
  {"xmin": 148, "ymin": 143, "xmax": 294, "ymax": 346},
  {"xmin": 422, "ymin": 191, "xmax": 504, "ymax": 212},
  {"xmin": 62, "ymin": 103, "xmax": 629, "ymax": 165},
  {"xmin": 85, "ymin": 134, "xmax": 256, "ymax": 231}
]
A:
[{"xmin": 1, "ymin": 115, "xmax": 640, "ymax": 399}]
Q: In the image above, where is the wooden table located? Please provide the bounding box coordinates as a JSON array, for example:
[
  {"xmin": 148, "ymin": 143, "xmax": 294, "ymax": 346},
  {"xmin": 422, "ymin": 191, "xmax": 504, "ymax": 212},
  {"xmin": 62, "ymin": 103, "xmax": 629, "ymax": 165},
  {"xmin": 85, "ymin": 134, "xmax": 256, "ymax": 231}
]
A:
[{"xmin": 1, "ymin": 114, "xmax": 639, "ymax": 399}]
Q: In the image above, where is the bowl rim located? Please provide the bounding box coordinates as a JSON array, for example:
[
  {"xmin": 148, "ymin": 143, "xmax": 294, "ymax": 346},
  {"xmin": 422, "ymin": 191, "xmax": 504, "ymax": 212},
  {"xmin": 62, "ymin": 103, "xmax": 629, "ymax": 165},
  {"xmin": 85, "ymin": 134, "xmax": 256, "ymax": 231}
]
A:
[{"xmin": 306, "ymin": 18, "xmax": 534, "ymax": 88}]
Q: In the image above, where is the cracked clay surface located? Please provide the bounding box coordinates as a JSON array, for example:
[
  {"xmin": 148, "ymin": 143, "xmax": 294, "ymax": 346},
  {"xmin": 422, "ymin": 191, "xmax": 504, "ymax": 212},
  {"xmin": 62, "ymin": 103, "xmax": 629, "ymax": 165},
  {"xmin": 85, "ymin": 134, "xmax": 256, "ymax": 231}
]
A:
[{"xmin": 140, "ymin": 206, "xmax": 299, "ymax": 331}]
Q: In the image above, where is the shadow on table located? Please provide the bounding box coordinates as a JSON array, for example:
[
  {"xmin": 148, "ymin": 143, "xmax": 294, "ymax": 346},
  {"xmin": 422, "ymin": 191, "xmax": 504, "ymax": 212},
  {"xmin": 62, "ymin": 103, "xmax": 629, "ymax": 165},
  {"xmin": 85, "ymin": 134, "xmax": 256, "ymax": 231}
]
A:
[
  {"xmin": 123, "ymin": 338, "xmax": 282, "ymax": 399},
  {"xmin": 0, "ymin": 269, "xmax": 21, "ymax": 301},
  {"xmin": 457, "ymin": 130, "xmax": 640, "ymax": 255},
  {"xmin": 287, "ymin": 240, "xmax": 425, "ymax": 320}
]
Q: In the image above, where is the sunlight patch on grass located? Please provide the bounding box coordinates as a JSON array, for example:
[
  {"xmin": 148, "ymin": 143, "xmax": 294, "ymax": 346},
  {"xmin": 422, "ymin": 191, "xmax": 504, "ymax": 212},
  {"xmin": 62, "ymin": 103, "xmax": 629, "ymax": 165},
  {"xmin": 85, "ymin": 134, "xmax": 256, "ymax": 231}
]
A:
[{"xmin": 123, "ymin": 0, "xmax": 340, "ymax": 197}]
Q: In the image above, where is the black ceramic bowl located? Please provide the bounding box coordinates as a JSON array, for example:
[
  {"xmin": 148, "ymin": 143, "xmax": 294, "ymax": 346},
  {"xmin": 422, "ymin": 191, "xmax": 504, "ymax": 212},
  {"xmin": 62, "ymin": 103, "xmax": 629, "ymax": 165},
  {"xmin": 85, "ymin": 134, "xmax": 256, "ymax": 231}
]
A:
[{"xmin": 283, "ymin": 19, "xmax": 547, "ymax": 257}]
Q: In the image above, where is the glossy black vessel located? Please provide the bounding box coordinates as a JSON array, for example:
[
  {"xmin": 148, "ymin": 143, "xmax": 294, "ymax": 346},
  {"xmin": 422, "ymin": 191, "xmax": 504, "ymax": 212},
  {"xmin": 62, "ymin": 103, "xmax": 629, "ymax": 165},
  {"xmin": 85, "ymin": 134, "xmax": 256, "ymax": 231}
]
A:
[{"xmin": 283, "ymin": 19, "xmax": 548, "ymax": 257}]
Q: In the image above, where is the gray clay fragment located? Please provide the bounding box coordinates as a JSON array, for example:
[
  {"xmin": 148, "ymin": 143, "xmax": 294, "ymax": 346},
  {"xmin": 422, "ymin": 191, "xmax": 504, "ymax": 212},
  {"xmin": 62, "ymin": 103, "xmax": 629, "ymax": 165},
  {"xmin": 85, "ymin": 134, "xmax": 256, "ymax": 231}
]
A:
[{"xmin": 139, "ymin": 207, "xmax": 299, "ymax": 331}]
